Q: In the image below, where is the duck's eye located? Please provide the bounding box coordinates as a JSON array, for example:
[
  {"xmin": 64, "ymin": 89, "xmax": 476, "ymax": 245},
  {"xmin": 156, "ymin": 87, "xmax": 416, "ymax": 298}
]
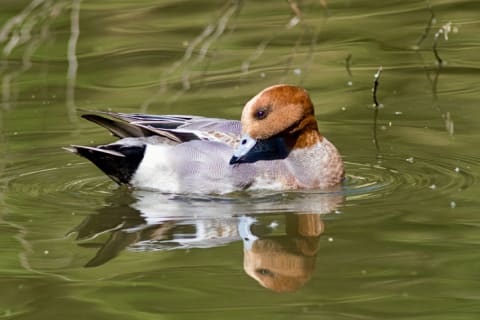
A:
[
  {"xmin": 256, "ymin": 268, "xmax": 274, "ymax": 276},
  {"xmin": 255, "ymin": 109, "xmax": 267, "ymax": 120}
]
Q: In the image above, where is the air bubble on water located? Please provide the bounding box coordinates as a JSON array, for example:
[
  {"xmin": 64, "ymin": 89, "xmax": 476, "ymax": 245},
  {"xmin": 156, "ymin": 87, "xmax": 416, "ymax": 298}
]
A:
[
  {"xmin": 450, "ymin": 201, "xmax": 456, "ymax": 209},
  {"xmin": 406, "ymin": 157, "xmax": 415, "ymax": 163},
  {"xmin": 429, "ymin": 184, "xmax": 437, "ymax": 190},
  {"xmin": 347, "ymin": 81, "xmax": 353, "ymax": 86},
  {"xmin": 293, "ymin": 68, "xmax": 302, "ymax": 76},
  {"xmin": 328, "ymin": 237, "xmax": 334, "ymax": 242},
  {"xmin": 454, "ymin": 167, "xmax": 460, "ymax": 173}
]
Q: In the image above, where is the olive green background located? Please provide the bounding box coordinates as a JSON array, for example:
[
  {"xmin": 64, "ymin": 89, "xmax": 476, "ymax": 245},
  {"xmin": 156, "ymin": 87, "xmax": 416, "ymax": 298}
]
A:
[{"xmin": 1, "ymin": 0, "xmax": 479, "ymax": 319}]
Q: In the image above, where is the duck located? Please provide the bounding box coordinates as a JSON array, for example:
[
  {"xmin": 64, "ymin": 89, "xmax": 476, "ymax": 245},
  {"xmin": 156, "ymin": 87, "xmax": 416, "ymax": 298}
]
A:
[{"xmin": 66, "ymin": 84, "xmax": 344, "ymax": 194}]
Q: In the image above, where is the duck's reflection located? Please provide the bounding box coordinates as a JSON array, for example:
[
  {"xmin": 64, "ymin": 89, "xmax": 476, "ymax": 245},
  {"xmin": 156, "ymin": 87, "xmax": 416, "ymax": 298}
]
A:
[
  {"xmin": 240, "ymin": 214, "xmax": 323, "ymax": 292},
  {"xmin": 70, "ymin": 189, "xmax": 343, "ymax": 291}
]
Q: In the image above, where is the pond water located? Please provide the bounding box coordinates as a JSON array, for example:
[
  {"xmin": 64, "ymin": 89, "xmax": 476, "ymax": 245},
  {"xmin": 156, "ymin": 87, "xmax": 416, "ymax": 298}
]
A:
[{"xmin": 1, "ymin": 0, "xmax": 480, "ymax": 318}]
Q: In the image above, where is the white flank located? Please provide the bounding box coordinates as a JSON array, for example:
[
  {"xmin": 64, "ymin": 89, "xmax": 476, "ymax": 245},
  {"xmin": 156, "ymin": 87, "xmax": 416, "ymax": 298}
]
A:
[{"xmin": 131, "ymin": 144, "xmax": 180, "ymax": 193}]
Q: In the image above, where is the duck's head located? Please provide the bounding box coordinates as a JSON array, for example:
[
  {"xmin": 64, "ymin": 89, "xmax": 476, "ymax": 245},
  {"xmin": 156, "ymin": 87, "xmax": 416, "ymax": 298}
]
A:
[{"xmin": 230, "ymin": 84, "xmax": 322, "ymax": 165}]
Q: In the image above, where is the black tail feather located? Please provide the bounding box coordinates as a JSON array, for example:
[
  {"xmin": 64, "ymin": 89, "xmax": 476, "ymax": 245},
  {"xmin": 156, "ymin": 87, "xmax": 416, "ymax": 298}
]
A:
[{"xmin": 67, "ymin": 144, "xmax": 145, "ymax": 184}]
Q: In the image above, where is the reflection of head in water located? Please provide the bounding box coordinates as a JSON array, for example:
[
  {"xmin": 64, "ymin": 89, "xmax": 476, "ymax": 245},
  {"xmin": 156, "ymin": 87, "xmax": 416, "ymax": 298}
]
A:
[{"xmin": 242, "ymin": 214, "xmax": 324, "ymax": 292}]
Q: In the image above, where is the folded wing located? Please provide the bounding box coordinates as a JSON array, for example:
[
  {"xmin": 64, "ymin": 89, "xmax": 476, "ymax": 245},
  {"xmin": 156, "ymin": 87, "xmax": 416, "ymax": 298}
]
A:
[{"xmin": 81, "ymin": 111, "xmax": 241, "ymax": 146}]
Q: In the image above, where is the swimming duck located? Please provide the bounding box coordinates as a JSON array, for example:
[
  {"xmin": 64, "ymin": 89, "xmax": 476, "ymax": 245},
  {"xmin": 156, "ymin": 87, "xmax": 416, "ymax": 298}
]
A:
[{"xmin": 66, "ymin": 84, "xmax": 344, "ymax": 194}]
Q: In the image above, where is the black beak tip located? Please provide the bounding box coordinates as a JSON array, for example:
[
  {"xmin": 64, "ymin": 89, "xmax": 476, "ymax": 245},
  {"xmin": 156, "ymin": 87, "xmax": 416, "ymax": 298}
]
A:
[{"xmin": 229, "ymin": 156, "xmax": 240, "ymax": 165}]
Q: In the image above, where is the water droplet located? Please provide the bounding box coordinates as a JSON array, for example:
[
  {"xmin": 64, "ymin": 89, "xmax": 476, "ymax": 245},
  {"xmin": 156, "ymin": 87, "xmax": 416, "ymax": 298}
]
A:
[
  {"xmin": 269, "ymin": 221, "xmax": 279, "ymax": 229},
  {"xmin": 288, "ymin": 16, "xmax": 300, "ymax": 28}
]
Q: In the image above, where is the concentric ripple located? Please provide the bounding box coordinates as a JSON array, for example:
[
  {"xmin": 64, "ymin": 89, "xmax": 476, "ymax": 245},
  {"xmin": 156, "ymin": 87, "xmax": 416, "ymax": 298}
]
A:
[
  {"xmin": 3, "ymin": 146, "xmax": 478, "ymax": 216},
  {"xmin": 343, "ymin": 152, "xmax": 478, "ymax": 202},
  {"xmin": 6, "ymin": 163, "xmax": 114, "ymax": 196}
]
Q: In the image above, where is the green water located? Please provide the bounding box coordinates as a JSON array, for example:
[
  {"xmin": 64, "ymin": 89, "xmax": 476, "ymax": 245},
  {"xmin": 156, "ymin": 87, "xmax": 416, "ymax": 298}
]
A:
[{"xmin": 1, "ymin": 0, "xmax": 480, "ymax": 319}]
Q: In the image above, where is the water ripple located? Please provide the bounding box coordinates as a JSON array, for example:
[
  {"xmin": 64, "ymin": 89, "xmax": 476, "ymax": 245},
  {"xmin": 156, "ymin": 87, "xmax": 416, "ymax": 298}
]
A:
[
  {"xmin": 3, "ymin": 148, "xmax": 478, "ymax": 215},
  {"xmin": 343, "ymin": 152, "xmax": 478, "ymax": 202}
]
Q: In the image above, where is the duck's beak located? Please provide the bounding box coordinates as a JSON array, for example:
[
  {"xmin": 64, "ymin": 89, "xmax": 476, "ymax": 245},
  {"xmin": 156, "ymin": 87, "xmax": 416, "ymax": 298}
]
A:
[
  {"xmin": 229, "ymin": 134, "xmax": 289, "ymax": 165},
  {"xmin": 230, "ymin": 134, "xmax": 257, "ymax": 164}
]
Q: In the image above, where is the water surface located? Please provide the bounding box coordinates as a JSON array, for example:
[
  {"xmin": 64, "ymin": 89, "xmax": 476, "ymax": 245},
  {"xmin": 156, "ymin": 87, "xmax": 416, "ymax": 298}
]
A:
[{"xmin": 1, "ymin": 0, "xmax": 480, "ymax": 319}]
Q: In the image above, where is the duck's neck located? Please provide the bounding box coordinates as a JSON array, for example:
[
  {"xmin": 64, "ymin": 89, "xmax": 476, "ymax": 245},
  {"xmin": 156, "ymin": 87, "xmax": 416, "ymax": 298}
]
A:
[{"xmin": 288, "ymin": 115, "xmax": 323, "ymax": 149}]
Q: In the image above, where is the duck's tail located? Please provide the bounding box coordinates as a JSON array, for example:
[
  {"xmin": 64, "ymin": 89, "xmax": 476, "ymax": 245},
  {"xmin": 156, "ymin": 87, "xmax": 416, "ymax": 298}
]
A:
[{"xmin": 65, "ymin": 142, "xmax": 145, "ymax": 185}]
